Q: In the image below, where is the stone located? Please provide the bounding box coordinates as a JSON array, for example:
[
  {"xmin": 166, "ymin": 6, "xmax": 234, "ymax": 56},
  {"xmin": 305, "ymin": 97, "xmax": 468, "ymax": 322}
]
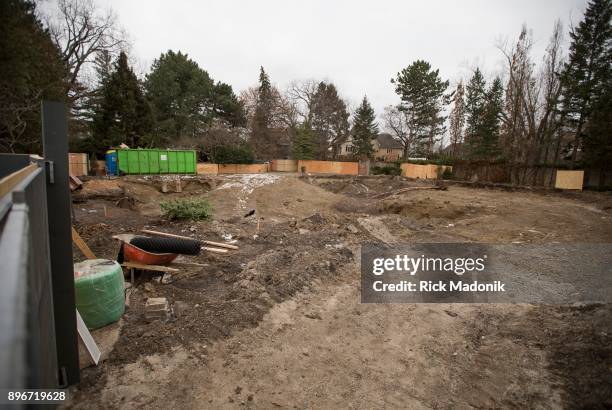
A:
[{"xmin": 346, "ymin": 224, "xmax": 359, "ymax": 234}]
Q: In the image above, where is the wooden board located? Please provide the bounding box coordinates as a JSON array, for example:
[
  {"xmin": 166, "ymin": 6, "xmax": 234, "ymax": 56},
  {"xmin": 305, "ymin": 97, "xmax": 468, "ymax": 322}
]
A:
[
  {"xmin": 141, "ymin": 229, "xmax": 192, "ymax": 240},
  {"xmin": 555, "ymin": 170, "xmax": 584, "ymax": 190},
  {"xmin": 76, "ymin": 309, "xmax": 101, "ymax": 365},
  {"xmin": 72, "ymin": 226, "xmax": 96, "ymax": 259},
  {"xmin": 121, "ymin": 262, "xmax": 180, "ymax": 272},
  {"xmin": 202, "ymin": 240, "xmax": 238, "ymax": 250},
  {"xmin": 0, "ymin": 164, "xmax": 37, "ymax": 199}
]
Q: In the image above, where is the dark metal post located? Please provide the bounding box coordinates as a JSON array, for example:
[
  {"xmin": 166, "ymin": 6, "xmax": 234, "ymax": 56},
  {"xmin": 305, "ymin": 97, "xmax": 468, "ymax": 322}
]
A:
[{"xmin": 42, "ymin": 101, "xmax": 80, "ymax": 386}]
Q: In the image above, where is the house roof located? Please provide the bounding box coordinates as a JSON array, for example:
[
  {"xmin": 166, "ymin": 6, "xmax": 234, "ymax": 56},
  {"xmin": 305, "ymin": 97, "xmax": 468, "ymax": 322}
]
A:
[{"xmin": 375, "ymin": 133, "xmax": 403, "ymax": 149}]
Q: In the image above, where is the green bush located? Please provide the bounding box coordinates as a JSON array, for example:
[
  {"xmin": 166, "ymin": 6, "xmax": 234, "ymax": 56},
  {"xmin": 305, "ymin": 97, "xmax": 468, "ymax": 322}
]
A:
[
  {"xmin": 371, "ymin": 163, "xmax": 401, "ymax": 176},
  {"xmin": 160, "ymin": 198, "xmax": 212, "ymax": 220},
  {"xmin": 211, "ymin": 144, "xmax": 254, "ymax": 164},
  {"xmin": 441, "ymin": 167, "xmax": 453, "ymax": 179},
  {"xmin": 406, "ymin": 157, "xmax": 454, "ymax": 166}
]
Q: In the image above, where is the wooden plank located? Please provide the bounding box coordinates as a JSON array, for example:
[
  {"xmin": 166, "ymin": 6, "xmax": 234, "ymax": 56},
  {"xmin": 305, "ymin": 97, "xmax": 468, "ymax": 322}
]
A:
[
  {"xmin": 202, "ymin": 240, "xmax": 238, "ymax": 250},
  {"xmin": 141, "ymin": 229, "xmax": 193, "ymax": 241},
  {"xmin": 0, "ymin": 164, "xmax": 37, "ymax": 199},
  {"xmin": 76, "ymin": 309, "xmax": 101, "ymax": 365},
  {"xmin": 121, "ymin": 261, "xmax": 180, "ymax": 272},
  {"xmin": 202, "ymin": 246, "xmax": 229, "ymax": 254},
  {"xmin": 71, "ymin": 226, "xmax": 96, "ymax": 259}
]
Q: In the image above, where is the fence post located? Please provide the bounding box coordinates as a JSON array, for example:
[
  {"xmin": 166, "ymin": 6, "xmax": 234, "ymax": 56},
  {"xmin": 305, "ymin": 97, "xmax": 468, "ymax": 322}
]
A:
[{"xmin": 42, "ymin": 101, "xmax": 80, "ymax": 386}]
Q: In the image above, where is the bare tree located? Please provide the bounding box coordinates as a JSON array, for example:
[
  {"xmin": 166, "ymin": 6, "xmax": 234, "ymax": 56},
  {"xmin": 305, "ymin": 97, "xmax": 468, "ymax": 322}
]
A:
[
  {"xmin": 497, "ymin": 23, "xmax": 565, "ymax": 183},
  {"xmin": 239, "ymin": 86, "xmax": 298, "ymax": 130},
  {"xmin": 383, "ymin": 105, "xmax": 414, "ymax": 159},
  {"xmin": 45, "ymin": 0, "xmax": 127, "ymax": 104},
  {"xmin": 0, "ymin": 86, "xmax": 42, "ymax": 152},
  {"xmin": 286, "ymin": 79, "xmax": 319, "ymax": 122}
]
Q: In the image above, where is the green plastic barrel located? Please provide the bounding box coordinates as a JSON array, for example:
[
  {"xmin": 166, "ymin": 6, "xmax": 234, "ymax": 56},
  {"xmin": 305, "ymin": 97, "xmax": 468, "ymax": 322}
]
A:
[
  {"xmin": 74, "ymin": 259, "xmax": 125, "ymax": 329},
  {"xmin": 115, "ymin": 148, "xmax": 197, "ymax": 175}
]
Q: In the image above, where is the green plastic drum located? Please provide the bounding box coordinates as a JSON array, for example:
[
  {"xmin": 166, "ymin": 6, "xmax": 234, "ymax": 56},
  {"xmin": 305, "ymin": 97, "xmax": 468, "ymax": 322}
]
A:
[{"xmin": 74, "ymin": 259, "xmax": 125, "ymax": 329}]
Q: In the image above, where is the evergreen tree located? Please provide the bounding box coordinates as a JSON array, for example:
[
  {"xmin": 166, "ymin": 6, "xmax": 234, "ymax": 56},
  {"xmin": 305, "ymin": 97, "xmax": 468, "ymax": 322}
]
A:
[
  {"xmin": 582, "ymin": 83, "xmax": 612, "ymax": 188},
  {"xmin": 465, "ymin": 68, "xmax": 487, "ymax": 159},
  {"xmin": 251, "ymin": 66, "xmax": 275, "ymax": 159},
  {"xmin": 309, "ymin": 82, "xmax": 350, "ymax": 159},
  {"xmin": 392, "ymin": 60, "xmax": 449, "ymax": 156},
  {"xmin": 352, "ymin": 96, "xmax": 378, "ymax": 159},
  {"xmin": 89, "ymin": 52, "xmax": 154, "ymax": 155},
  {"xmin": 560, "ymin": 0, "xmax": 612, "ymax": 164},
  {"xmin": 0, "ymin": 0, "xmax": 67, "ymax": 153},
  {"xmin": 448, "ymin": 81, "xmax": 466, "ymax": 158},
  {"xmin": 145, "ymin": 50, "xmax": 243, "ymax": 142},
  {"xmin": 465, "ymin": 71, "xmax": 504, "ymax": 160},
  {"xmin": 292, "ymin": 122, "xmax": 317, "ymax": 160},
  {"xmin": 480, "ymin": 77, "xmax": 504, "ymax": 159}
]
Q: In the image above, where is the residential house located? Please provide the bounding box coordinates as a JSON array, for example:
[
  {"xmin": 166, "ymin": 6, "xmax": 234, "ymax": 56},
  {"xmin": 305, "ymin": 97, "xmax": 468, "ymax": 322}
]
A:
[{"xmin": 338, "ymin": 133, "xmax": 404, "ymax": 162}]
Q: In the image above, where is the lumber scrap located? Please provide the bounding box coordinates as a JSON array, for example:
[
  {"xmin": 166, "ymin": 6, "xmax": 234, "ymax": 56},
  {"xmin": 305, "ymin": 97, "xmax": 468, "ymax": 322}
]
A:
[
  {"xmin": 202, "ymin": 240, "xmax": 238, "ymax": 250},
  {"xmin": 76, "ymin": 309, "xmax": 101, "ymax": 365},
  {"xmin": 121, "ymin": 261, "xmax": 180, "ymax": 272},
  {"xmin": 202, "ymin": 246, "xmax": 228, "ymax": 254},
  {"xmin": 72, "ymin": 226, "xmax": 96, "ymax": 259},
  {"xmin": 141, "ymin": 229, "xmax": 192, "ymax": 240},
  {"xmin": 0, "ymin": 164, "xmax": 37, "ymax": 199},
  {"xmin": 69, "ymin": 174, "xmax": 83, "ymax": 192}
]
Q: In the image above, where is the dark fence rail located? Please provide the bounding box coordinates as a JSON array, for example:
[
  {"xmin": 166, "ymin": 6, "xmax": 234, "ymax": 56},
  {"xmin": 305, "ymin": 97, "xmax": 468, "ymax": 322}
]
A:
[
  {"xmin": 0, "ymin": 101, "xmax": 79, "ymax": 392},
  {"xmin": 0, "ymin": 159, "xmax": 58, "ymax": 389}
]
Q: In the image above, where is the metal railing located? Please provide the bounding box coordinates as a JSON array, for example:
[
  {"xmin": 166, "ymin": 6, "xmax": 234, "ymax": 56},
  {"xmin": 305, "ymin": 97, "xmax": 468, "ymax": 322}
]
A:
[{"xmin": 0, "ymin": 101, "xmax": 79, "ymax": 391}]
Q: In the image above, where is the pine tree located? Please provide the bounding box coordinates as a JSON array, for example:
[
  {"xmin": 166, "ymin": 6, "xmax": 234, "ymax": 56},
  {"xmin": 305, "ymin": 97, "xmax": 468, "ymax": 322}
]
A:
[
  {"xmin": 292, "ymin": 122, "xmax": 317, "ymax": 160},
  {"xmin": 0, "ymin": 0, "xmax": 67, "ymax": 153},
  {"xmin": 582, "ymin": 82, "xmax": 612, "ymax": 188},
  {"xmin": 309, "ymin": 82, "xmax": 350, "ymax": 159},
  {"xmin": 448, "ymin": 81, "xmax": 466, "ymax": 158},
  {"xmin": 352, "ymin": 96, "xmax": 378, "ymax": 159},
  {"xmin": 465, "ymin": 71, "xmax": 504, "ymax": 160},
  {"xmin": 480, "ymin": 77, "xmax": 504, "ymax": 159},
  {"xmin": 392, "ymin": 60, "xmax": 449, "ymax": 157},
  {"xmin": 89, "ymin": 52, "xmax": 154, "ymax": 155},
  {"xmin": 465, "ymin": 68, "xmax": 487, "ymax": 159},
  {"xmin": 561, "ymin": 0, "xmax": 612, "ymax": 164},
  {"xmin": 251, "ymin": 66, "xmax": 274, "ymax": 159}
]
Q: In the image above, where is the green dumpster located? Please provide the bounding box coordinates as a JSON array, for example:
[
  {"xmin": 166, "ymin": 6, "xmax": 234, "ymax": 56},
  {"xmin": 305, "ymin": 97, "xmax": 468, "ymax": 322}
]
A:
[{"xmin": 116, "ymin": 148, "xmax": 197, "ymax": 175}]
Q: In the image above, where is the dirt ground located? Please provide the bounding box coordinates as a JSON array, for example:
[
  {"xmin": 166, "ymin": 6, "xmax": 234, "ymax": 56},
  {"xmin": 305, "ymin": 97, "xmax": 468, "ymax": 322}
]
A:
[{"xmin": 65, "ymin": 174, "xmax": 612, "ymax": 409}]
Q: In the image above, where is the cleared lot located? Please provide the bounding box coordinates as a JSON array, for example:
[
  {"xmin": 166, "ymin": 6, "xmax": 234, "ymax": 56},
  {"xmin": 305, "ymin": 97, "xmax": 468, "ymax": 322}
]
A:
[{"xmin": 67, "ymin": 174, "xmax": 612, "ymax": 409}]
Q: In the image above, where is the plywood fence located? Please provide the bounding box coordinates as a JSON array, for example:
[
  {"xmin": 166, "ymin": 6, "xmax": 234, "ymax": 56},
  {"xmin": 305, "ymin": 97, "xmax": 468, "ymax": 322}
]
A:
[
  {"xmin": 401, "ymin": 163, "xmax": 451, "ymax": 179},
  {"xmin": 555, "ymin": 170, "xmax": 584, "ymax": 190},
  {"xmin": 297, "ymin": 160, "xmax": 359, "ymax": 175},
  {"xmin": 271, "ymin": 159, "xmax": 298, "ymax": 172},
  {"xmin": 68, "ymin": 153, "xmax": 89, "ymax": 176},
  {"xmin": 218, "ymin": 164, "xmax": 269, "ymax": 174},
  {"xmin": 197, "ymin": 163, "xmax": 219, "ymax": 175}
]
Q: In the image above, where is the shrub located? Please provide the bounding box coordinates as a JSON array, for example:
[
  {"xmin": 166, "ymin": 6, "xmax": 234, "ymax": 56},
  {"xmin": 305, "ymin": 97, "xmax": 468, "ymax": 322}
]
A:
[
  {"xmin": 371, "ymin": 163, "xmax": 401, "ymax": 176},
  {"xmin": 211, "ymin": 144, "xmax": 254, "ymax": 164},
  {"xmin": 160, "ymin": 198, "xmax": 212, "ymax": 220},
  {"xmin": 442, "ymin": 167, "xmax": 453, "ymax": 179}
]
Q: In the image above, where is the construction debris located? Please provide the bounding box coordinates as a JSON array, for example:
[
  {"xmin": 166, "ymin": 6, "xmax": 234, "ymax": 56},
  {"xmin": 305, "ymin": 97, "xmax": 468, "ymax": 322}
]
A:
[{"xmin": 145, "ymin": 297, "xmax": 170, "ymax": 320}]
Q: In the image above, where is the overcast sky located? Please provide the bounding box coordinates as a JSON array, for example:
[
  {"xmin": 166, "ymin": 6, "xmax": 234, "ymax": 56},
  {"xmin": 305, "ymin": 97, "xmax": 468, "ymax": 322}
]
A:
[{"xmin": 96, "ymin": 0, "xmax": 586, "ymax": 116}]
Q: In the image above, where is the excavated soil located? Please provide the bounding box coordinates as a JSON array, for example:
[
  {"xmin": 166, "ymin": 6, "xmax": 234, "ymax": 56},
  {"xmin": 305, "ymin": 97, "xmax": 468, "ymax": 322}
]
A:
[{"xmin": 65, "ymin": 174, "xmax": 612, "ymax": 409}]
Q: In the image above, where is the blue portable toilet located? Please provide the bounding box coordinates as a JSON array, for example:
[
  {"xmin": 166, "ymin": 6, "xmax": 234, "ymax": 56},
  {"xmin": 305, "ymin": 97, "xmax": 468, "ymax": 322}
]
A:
[{"xmin": 105, "ymin": 150, "xmax": 118, "ymax": 176}]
